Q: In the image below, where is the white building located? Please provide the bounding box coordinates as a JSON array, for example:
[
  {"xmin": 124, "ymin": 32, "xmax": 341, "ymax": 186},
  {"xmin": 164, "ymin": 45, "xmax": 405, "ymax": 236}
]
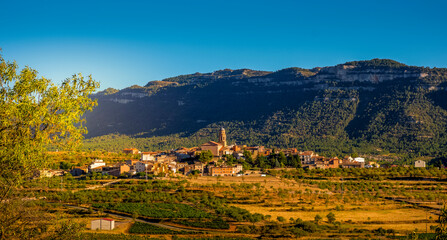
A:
[
  {"xmin": 415, "ymin": 160, "xmax": 426, "ymax": 168},
  {"xmin": 91, "ymin": 218, "xmax": 115, "ymax": 230},
  {"xmin": 234, "ymin": 164, "xmax": 243, "ymax": 174},
  {"xmin": 89, "ymin": 159, "xmax": 106, "ymax": 171},
  {"xmin": 354, "ymin": 157, "xmax": 365, "ymax": 163},
  {"xmin": 141, "ymin": 152, "xmax": 155, "ymax": 161}
]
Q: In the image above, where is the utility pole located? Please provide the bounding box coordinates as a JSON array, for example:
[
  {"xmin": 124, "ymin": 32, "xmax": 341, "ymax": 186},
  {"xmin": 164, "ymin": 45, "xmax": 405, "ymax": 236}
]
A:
[{"xmin": 60, "ymin": 176, "xmax": 63, "ymax": 203}]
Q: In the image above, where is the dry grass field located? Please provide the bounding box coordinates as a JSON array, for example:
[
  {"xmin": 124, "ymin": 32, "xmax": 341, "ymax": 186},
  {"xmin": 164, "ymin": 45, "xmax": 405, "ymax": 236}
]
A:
[
  {"xmin": 185, "ymin": 174, "xmax": 443, "ymax": 236},
  {"xmin": 19, "ymin": 164, "xmax": 446, "ymax": 239}
]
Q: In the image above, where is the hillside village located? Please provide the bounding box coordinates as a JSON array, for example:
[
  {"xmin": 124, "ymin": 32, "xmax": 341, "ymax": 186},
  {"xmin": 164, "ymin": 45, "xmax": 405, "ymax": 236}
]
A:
[{"xmin": 61, "ymin": 128, "xmax": 392, "ymax": 179}]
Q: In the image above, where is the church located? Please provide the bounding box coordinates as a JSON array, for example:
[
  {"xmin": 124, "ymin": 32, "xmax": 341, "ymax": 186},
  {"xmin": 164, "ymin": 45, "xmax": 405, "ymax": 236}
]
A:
[{"xmin": 200, "ymin": 128, "xmax": 227, "ymax": 156}]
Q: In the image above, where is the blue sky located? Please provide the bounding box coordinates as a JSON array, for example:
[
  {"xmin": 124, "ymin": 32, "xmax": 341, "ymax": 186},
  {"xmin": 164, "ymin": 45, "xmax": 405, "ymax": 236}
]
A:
[{"xmin": 1, "ymin": 0, "xmax": 446, "ymax": 90}]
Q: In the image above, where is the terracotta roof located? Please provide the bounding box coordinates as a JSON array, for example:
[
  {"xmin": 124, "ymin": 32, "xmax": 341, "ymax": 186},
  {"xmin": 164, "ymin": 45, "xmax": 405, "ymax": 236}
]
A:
[
  {"xmin": 245, "ymin": 147, "xmax": 258, "ymax": 150},
  {"xmin": 201, "ymin": 141, "xmax": 222, "ymax": 146},
  {"xmin": 141, "ymin": 152, "xmax": 157, "ymax": 154},
  {"xmin": 300, "ymin": 151, "xmax": 314, "ymax": 155},
  {"xmin": 102, "ymin": 218, "xmax": 114, "ymax": 221}
]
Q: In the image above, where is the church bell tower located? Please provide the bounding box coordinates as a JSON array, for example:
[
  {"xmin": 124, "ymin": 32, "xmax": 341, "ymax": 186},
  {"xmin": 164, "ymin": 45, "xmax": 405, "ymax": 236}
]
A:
[{"xmin": 218, "ymin": 127, "xmax": 227, "ymax": 147}]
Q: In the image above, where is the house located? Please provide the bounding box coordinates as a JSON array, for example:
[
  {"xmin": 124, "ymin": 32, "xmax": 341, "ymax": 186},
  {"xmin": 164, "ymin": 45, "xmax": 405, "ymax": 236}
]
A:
[
  {"xmin": 354, "ymin": 157, "xmax": 365, "ymax": 163},
  {"xmin": 102, "ymin": 163, "xmax": 130, "ymax": 177},
  {"xmin": 174, "ymin": 148, "xmax": 193, "ymax": 160},
  {"xmin": 176, "ymin": 162, "xmax": 189, "ymax": 173},
  {"xmin": 135, "ymin": 161, "xmax": 153, "ymax": 173},
  {"xmin": 221, "ymin": 147, "xmax": 234, "ymax": 156},
  {"xmin": 123, "ymin": 148, "xmax": 139, "ymax": 154},
  {"xmin": 234, "ymin": 164, "xmax": 243, "ymax": 174},
  {"xmin": 244, "ymin": 146, "xmax": 265, "ymax": 159},
  {"xmin": 200, "ymin": 141, "xmax": 223, "ymax": 156},
  {"xmin": 210, "ymin": 165, "xmax": 235, "ymax": 176},
  {"xmin": 299, "ymin": 151, "xmax": 316, "ymax": 164},
  {"xmin": 89, "ymin": 166, "xmax": 105, "ymax": 173},
  {"xmin": 310, "ymin": 156, "xmax": 325, "ymax": 165},
  {"xmin": 193, "ymin": 161, "xmax": 205, "ymax": 172},
  {"xmin": 184, "ymin": 161, "xmax": 204, "ymax": 175},
  {"xmin": 232, "ymin": 145, "xmax": 241, "ymax": 152},
  {"xmin": 125, "ymin": 159, "xmax": 139, "ymax": 166},
  {"xmin": 141, "ymin": 152, "xmax": 156, "ymax": 161},
  {"xmin": 283, "ymin": 148, "xmax": 298, "ymax": 155},
  {"xmin": 184, "ymin": 164, "xmax": 195, "ymax": 175},
  {"xmin": 327, "ymin": 158, "xmax": 340, "ymax": 169},
  {"xmin": 91, "ymin": 218, "xmax": 115, "ymax": 230},
  {"xmin": 415, "ymin": 160, "xmax": 426, "ymax": 168},
  {"xmin": 89, "ymin": 159, "xmax": 106, "ymax": 171},
  {"xmin": 167, "ymin": 162, "xmax": 177, "ymax": 173},
  {"xmin": 156, "ymin": 155, "xmax": 177, "ymax": 163},
  {"xmin": 341, "ymin": 160, "xmax": 364, "ymax": 168}
]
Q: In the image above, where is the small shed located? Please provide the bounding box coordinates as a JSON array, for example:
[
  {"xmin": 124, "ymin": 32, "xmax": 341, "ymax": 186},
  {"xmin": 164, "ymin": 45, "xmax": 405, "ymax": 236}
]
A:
[
  {"xmin": 91, "ymin": 218, "xmax": 115, "ymax": 230},
  {"xmin": 415, "ymin": 160, "xmax": 426, "ymax": 168}
]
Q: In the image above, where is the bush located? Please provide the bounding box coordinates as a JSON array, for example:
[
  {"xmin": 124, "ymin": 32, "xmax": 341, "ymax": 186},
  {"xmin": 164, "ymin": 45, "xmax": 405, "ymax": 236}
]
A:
[
  {"xmin": 326, "ymin": 212, "xmax": 336, "ymax": 223},
  {"xmin": 173, "ymin": 218, "xmax": 229, "ymax": 229},
  {"xmin": 129, "ymin": 222, "xmax": 179, "ymax": 234},
  {"xmin": 295, "ymin": 221, "xmax": 318, "ymax": 233}
]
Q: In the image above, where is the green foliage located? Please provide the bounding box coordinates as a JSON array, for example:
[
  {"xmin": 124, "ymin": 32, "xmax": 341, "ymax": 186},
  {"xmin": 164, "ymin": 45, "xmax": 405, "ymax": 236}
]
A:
[
  {"xmin": 435, "ymin": 206, "xmax": 447, "ymax": 240},
  {"xmin": 172, "ymin": 217, "xmax": 229, "ymax": 229},
  {"xmin": 314, "ymin": 214, "xmax": 322, "ymax": 224},
  {"xmin": 198, "ymin": 150, "xmax": 213, "ymax": 163},
  {"xmin": 326, "ymin": 212, "xmax": 336, "ymax": 223},
  {"xmin": 59, "ymin": 161, "xmax": 74, "ymax": 170},
  {"xmin": 277, "ymin": 216, "xmax": 286, "ymax": 222},
  {"xmin": 128, "ymin": 222, "xmax": 180, "ymax": 234},
  {"xmin": 83, "ymin": 60, "xmax": 447, "ymax": 163},
  {"xmin": 92, "ymin": 202, "xmax": 212, "ymax": 219},
  {"xmin": 0, "ymin": 53, "xmax": 98, "ymax": 239},
  {"xmin": 294, "ymin": 220, "xmax": 318, "ymax": 233},
  {"xmin": 175, "ymin": 237, "xmax": 254, "ymax": 240},
  {"xmin": 344, "ymin": 58, "xmax": 409, "ymax": 69},
  {"xmin": 0, "ymin": 54, "xmax": 98, "ymax": 186}
]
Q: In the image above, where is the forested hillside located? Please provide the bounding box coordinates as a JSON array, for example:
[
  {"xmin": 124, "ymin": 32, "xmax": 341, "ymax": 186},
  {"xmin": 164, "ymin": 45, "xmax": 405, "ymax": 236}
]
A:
[{"xmin": 83, "ymin": 59, "xmax": 447, "ymax": 161}]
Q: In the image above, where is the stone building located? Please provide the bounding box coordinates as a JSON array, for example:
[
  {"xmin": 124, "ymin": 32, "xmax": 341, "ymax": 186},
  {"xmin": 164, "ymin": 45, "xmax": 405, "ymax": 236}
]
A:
[
  {"xmin": 200, "ymin": 141, "xmax": 223, "ymax": 156},
  {"xmin": 219, "ymin": 127, "xmax": 227, "ymax": 147}
]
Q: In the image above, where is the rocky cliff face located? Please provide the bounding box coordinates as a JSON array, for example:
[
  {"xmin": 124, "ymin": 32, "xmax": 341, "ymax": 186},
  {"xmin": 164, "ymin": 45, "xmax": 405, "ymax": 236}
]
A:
[
  {"xmin": 315, "ymin": 64, "xmax": 425, "ymax": 83},
  {"xmin": 84, "ymin": 59, "xmax": 447, "ymax": 154}
]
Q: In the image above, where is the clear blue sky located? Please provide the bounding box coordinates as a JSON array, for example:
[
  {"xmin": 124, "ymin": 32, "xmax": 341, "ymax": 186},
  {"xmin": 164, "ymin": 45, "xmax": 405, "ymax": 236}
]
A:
[{"xmin": 1, "ymin": 0, "xmax": 446, "ymax": 90}]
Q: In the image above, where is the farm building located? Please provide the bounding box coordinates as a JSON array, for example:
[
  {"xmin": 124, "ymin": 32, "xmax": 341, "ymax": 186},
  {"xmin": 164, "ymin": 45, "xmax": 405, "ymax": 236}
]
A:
[
  {"xmin": 91, "ymin": 218, "xmax": 115, "ymax": 230},
  {"xmin": 415, "ymin": 160, "xmax": 426, "ymax": 168}
]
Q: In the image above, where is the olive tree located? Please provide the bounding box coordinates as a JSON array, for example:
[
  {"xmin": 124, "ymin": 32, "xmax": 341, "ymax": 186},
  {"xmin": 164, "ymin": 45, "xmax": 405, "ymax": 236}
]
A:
[{"xmin": 0, "ymin": 54, "xmax": 99, "ymax": 239}]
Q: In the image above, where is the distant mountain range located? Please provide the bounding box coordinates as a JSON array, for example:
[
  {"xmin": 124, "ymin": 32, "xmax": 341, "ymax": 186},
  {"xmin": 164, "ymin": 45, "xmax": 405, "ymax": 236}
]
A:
[{"xmin": 83, "ymin": 59, "xmax": 447, "ymax": 158}]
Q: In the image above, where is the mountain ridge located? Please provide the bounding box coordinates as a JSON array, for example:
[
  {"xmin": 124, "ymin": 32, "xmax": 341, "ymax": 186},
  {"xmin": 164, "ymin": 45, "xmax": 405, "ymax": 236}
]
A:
[{"xmin": 83, "ymin": 59, "xmax": 447, "ymax": 159}]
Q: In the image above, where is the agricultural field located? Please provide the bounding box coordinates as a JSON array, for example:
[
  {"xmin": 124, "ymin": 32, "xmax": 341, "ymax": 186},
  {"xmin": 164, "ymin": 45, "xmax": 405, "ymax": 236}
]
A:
[{"xmin": 16, "ymin": 167, "xmax": 447, "ymax": 239}]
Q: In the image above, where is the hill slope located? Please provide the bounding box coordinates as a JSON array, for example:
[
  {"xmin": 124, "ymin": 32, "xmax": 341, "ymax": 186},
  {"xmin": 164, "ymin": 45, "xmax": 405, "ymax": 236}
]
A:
[{"xmin": 83, "ymin": 59, "xmax": 447, "ymax": 158}]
